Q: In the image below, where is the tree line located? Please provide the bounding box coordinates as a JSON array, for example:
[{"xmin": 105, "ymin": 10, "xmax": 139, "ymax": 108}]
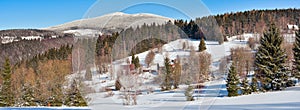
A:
[{"xmin": 211, "ymin": 8, "xmax": 300, "ymax": 36}]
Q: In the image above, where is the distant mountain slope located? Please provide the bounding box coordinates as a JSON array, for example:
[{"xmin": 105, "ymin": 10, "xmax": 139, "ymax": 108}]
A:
[
  {"xmin": 0, "ymin": 29, "xmax": 74, "ymax": 44},
  {"xmin": 0, "ymin": 29, "xmax": 64, "ymax": 37},
  {"xmin": 0, "ymin": 36, "xmax": 74, "ymax": 67},
  {"xmin": 0, "ymin": 29, "xmax": 75, "ymax": 67},
  {"xmin": 47, "ymin": 12, "xmax": 173, "ymax": 32}
]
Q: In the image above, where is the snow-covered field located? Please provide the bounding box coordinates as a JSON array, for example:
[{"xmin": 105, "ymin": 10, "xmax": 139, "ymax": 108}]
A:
[
  {"xmin": 83, "ymin": 34, "xmax": 300, "ymax": 110},
  {"xmin": 7, "ymin": 34, "xmax": 298, "ymax": 110}
]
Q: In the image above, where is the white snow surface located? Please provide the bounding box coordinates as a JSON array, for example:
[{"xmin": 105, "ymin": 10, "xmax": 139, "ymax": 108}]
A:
[
  {"xmin": 82, "ymin": 34, "xmax": 300, "ymax": 110},
  {"xmin": 63, "ymin": 29, "xmax": 102, "ymax": 37}
]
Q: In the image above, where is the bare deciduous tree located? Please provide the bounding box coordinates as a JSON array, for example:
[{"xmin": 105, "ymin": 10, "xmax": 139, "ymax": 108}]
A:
[
  {"xmin": 248, "ymin": 37, "xmax": 257, "ymax": 50},
  {"xmin": 173, "ymin": 56, "xmax": 182, "ymax": 89},
  {"xmin": 231, "ymin": 47, "xmax": 254, "ymax": 78},
  {"xmin": 219, "ymin": 56, "xmax": 229, "ymax": 74},
  {"xmin": 198, "ymin": 51, "xmax": 212, "ymax": 82},
  {"xmin": 145, "ymin": 50, "xmax": 155, "ymax": 67},
  {"xmin": 118, "ymin": 70, "xmax": 141, "ymax": 105},
  {"xmin": 282, "ymin": 42, "xmax": 294, "ymax": 70}
]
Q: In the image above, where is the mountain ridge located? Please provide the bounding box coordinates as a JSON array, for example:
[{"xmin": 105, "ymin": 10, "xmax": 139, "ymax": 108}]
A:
[{"xmin": 46, "ymin": 12, "xmax": 174, "ymax": 32}]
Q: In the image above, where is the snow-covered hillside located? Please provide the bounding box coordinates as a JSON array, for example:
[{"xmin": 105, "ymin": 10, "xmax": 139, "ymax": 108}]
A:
[
  {"xmin": 47, "ymin": 12, "xmax": 173, "ymax": 31},
  {"xmin": 63, "ymin": 29, "xmax": 102, "ymax": 37},
  {"xmin": 81, "ymin": 34, "xmax": 300, "ymax": 110}
]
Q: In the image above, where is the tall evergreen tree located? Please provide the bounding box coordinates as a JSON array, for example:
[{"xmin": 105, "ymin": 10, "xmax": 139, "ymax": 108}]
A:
[
  {"xmin": 64, "ymin": 80, "xmax": 87, "ymax": 107},
  {"xmin": 0, "ymin": 58, "xmax": 14, "ymax": 106},
  {"xmin": 131, "ymin": 53, "xmax": 135, "ymax": 64},
  {"xmin": 255, "ymin": 24, "xmax": 287, "ymax": 91},
  {"xmin": 293, "ymin": 29, "xmax": 300, "ymax": 80},
  {"xmin": 47, "ymin": 85, "xmax": 63, "ymax": 107},
  {"xmin": 241, "ymin": 78, "xmax": 252, "ymax": 95},
  {"xmin": 134, "ymin": 56, "xmax": 141, "ymax": 69},
  {"xmin": 21, "ymin": 84, "xmax": 36, "ymax": 106},
  {"xmin": 251, "ymin": 77, "xmax": 259, "ymax": 92},
  {"xmin": 162, "ymin": 57, "xmax": 172, "ymax": 90},
  {"xmin": 130, "ymin": 53, "xmax": 140, "ymax": 69},
  {"xmin": 226, "ymin": 64, "xmax": 240, "ymax": 97},
  {"xmin": 198, "ymin": 37, "xmax": 207, "ymax": 52}
]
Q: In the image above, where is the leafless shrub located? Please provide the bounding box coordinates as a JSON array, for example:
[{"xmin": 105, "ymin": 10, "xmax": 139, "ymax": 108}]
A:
[
  {"xmin": 230, "ymin": 47, "xmax": 254, "ymax": 78},
  {"xmin": 145, "ymin": 50, "xmax": 155, "ymax": 67},
  {"xmin": 104, "ymin": 91, "xmax": 114, "ymax": 98},
  {"xmin": 198, "ymin": 52, "xmax": 212, "ymax": 82},
  {"xmin": 118, "ymin": 70, "xmax": 141, "ymax": 105},
  {"xmin": 248, "ymin": 37, "xmax": 257, "ymax": 50}
]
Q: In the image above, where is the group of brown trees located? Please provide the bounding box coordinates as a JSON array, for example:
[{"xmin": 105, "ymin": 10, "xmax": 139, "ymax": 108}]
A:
[
  {"xmin": 230, "ymin": 47, "xmax": 254, "ymax": 78},
  {"xmin": 180, "ymin": 45, "xmax": 211, "ymax": 85},
  {"xmin": 0, "ymin": 45, "xmax": 87, "ymax": 107}
]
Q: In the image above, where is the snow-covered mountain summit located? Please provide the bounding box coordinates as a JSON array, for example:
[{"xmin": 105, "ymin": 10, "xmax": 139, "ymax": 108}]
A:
[{"xmin": 47, "ymin": 12, "xmax": 173, "ymax": 31}]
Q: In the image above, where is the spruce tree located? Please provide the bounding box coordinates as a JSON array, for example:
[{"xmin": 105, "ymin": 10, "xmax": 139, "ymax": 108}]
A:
[
  {"xmin": 293, "ymin": 29, "xmax": 300, "ymax": 80},
  {"xmin": 241, "ymin": 78, "xmax": 252, "ymax": 95},
  {"xmin": 226, "ymin": 64, "xmax": 240, "ymax": 97},
  {"xmin": 22, "ymin": 84, "xmax": 36, "ymax": 106},
  {"xmin": 47, "ymin": 86, "xmax": 63, "ymax": 107},
  {"xmin": 130, "ymin": 53, "xmax": 140, "ymax": 69},
  {"xmin": 198, "ymin": 37, "xmax": 207, "ymax": 52},
  {"xmin": 0, "ymin": 58, "xmax": 14, "ymax": 106},
  {"xmin": 131, "ymin": 53, "xmax": 135, "ymax": 64},
  {"xmin": 251, "ymin": 77, "xmax": 259, "ymax": 92},
  {"xmin": 65, "ymin": 80, "xmax": 87, "ymax": 107},
  {"xmin": 162, "ymin": 57, "xmax": 172, "ymax": 90},
  {"xmin": 134, "ymin": 56, "xmax": 141, "ymax": 69},
  {"xmin": 255, "ymin": 24, "xmax": 287, "ymax": 91}
]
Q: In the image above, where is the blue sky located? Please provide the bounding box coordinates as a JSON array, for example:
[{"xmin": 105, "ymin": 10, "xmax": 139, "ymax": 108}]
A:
[{"xmin": 0, "ymin": 0, "xmax": 299, "ymax": 30}]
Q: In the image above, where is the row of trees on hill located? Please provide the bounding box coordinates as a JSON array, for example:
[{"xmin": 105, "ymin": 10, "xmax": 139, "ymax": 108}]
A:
[
  {"xmin": 173, "ymin": 9, "xmax": 300, "ymax": 44},
  {"xmin": 73, "ymin": 38, "xmax": 98, "ymax": 73},
  {"xmin": 174, "ymin": 19, "xmax": 224, "ymax": 44},
  {"xmin": 0, "ymin": 45, "xmax": 88, "ymax": 107},
  {"xmin": 227, "ymin": 24, "xmax": 300, "ymax": 97},
  {"xmin": 0, "ymin": 29, "xmax": 66, "ymax": 38},
  {"xmin": 210, "ymin": 8, "xmax": 300, "ymax": 36}
]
